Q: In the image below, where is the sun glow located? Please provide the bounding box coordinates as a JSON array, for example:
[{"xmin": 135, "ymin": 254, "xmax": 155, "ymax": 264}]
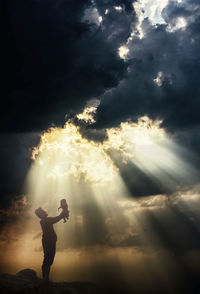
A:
[
  {"xmin": 130, "ymin": 0, "xmax": 169, "ymax": 40},
  {"xmin": 31, "ymin": 113, "xmax": 166, "ymax": 188},
  {"xmin": 167, "ymin": 17, "xmax": 187, "ymax": 32},
  {"xmin": 118, "ymin": 46, "xmax": 129, "ymax": 59},
  {"xmin": 30, "ymin": 104, "xmax": 198, "ymax": 201},
  {"xmin": 13, "ymin": 103, "xmax": 199, "ymax": 285},
  {"xmin": 76, "ymin": 103, "xmax": 99, "ymax": 124}
]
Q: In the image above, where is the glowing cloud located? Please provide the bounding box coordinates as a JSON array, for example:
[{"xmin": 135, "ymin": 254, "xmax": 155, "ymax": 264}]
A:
[
  {"xmin": 130, "ymin": 0, "xmax": 169, "ymax": 40},
  {"xmin": 114, "ymin": 6, "xmax": 123, "ymax": 12},
  {"xmin": 167, "ymin": 17, "xmax": 187, "ymax": 32},
  {"xmin": 30, "ymin": 104, "xmax": 198, "ymax": 202},
  {"xmin": 4, "ymin": 104, "xmax": 200, "ymax": 287},
  {"xmin": 118, "ymin": 46, "xmax": 129, "ymax": 59},
  {"xmin": 133, "ymin": 0, "xmax": 169, "ymax": 26},
  {"xmin": 154, "ymin": 72, "xmax": 163, "ymax": 87},
  {"xmin": 76, "ymin": 102, "xmax": 99, "ymax": 124}
]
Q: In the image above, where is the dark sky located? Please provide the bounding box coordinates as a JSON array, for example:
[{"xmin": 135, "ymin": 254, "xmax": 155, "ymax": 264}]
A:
[
  {"xmin": 1, "ymin": 0, "xmax": 200, "ymax": 207},
  {"xmin": 1, "ymin": 1, "xmax": 200, "ymax": 292}
]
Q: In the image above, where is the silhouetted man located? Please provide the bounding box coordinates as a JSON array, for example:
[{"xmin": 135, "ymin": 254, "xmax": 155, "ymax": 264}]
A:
[{"xmin": 35, "ymin": 207, "xmax": 68, "ymax": 280}]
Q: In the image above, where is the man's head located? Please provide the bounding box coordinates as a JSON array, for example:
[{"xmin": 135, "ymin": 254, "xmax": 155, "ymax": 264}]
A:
[{"xmin": 35, "ymin": 207, "xmax": 48, "ymax": 219}]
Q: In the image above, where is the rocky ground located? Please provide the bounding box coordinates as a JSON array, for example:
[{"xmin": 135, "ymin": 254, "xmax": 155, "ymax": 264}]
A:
[{"xmin": 0, "ymin": 269, "xmax": 104, "ymax": 294}]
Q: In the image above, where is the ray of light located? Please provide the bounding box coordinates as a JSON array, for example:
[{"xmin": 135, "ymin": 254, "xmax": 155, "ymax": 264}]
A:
[{"xmin": 12, "ymin": 103, "xmax": 199, "ymax": 287}]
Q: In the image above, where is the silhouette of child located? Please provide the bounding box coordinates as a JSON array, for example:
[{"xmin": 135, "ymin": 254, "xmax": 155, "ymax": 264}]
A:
[
  {"xmin": 58, "ymin": 199, "xmax": 69, "ymax": 223},
  {"xmin": 35, "ymin": 206, "xmax": 68, "ymax": 281}
]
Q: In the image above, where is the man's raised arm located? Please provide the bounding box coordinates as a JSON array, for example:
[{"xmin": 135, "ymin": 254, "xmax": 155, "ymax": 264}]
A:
[{"xmin": 48, "ymin": 211, "xmax": 65, "ymax": 224}]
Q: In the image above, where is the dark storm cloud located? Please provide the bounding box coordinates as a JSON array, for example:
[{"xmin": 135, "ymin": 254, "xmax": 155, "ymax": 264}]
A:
[
  {"xmin": 92, "ymin": 0, "xmax": 200, "ymax": 197},
  {"xmin": 1, "ymin": 0, "xmax": 133, "ymax": 202},
  {"xmin": 2, "ymin": 0, "xmax": 128, "ymax": 132},
  {"xmin": 96, "ymin": 0, "xmax": 200, "ymax": 133},
  {"xmin": 1, "ymin": 0, "xmax": 200, "ymax": 202},
  {"xmin": 95, "ymin": 0, "xmax": 134, "ymax": 14},
  {"xmin": 94, "ymin": 0, "xmax": 136, "ymax": 46}
]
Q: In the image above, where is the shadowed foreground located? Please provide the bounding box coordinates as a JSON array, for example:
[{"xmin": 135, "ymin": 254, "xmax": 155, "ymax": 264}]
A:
[{"xmin": 0, "ymin": 269, "xmax": 103, "ymax": 294}]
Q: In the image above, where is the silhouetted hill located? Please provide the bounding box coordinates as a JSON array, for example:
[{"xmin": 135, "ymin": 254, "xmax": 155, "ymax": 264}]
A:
[{"xmin": 0, "ymin": 269, "xmax": 103, "ymax": 294}]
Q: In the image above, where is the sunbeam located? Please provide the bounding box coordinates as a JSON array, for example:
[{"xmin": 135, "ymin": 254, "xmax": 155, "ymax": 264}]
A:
[
  {"xmin": 9, "ymin": 104, "xmax": 196, "ymax": 289},
  {"xmin": 2, "ymin": 0, "xmax": 200, "ymax": 293}
]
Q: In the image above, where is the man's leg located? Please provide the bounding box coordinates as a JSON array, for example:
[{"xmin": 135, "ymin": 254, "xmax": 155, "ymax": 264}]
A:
[
  {"xmin": 41, "ymin": 265, "xmax": 50, "ymax": 280},
  {"xmin": 45, "ymin": 265, "xmax": 51, "ymax": 279},
  {"xmin": 42, "ymin": 239, "xmax": 56, "ymax": 280}
]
